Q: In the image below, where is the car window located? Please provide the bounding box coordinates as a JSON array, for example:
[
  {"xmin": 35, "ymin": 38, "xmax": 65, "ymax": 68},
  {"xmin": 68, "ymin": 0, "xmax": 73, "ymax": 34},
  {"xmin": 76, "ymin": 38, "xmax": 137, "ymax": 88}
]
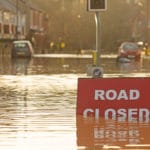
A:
[{"xmin": 122, "ymin": 43, "xmax": 138, "ymax": 50}]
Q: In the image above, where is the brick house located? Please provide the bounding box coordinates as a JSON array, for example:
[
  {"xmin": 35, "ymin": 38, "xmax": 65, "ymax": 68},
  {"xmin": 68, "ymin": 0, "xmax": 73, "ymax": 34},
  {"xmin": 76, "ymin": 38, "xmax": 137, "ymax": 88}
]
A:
[{"xmin": 0, "ymin": 0, "xmax": 49, "ymax": 52}]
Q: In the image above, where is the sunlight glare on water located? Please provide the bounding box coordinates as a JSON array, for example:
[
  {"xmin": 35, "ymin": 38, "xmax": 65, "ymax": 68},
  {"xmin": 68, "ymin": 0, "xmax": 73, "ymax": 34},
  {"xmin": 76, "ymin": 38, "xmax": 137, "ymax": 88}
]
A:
[
  {"xmin": 0, "ymin": 74, "xmax": 79, "ymax": 150},
  {"xmin": 0, "ymin": 73, "xmax": 150, "ymax": 150}
]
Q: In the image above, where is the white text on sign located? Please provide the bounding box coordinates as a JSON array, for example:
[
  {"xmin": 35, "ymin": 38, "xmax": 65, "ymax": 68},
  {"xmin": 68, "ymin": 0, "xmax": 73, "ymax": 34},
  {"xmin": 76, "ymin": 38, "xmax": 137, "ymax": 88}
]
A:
[
  {"xmin": 94, "ymin": 89, "xmax": 140, "ymax": 100},
  {"xmin": 83, "ymin": 108, "xmax": 150, "ymax": 123}
]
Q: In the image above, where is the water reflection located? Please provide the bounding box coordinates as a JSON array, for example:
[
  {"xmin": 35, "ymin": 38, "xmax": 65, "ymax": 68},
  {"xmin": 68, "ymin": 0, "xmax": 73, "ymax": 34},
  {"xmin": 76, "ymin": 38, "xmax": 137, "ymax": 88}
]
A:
[
  {"xmin": 0, "ymin": 55, "xmax": 150, "ymax": 75},
  {"xmin": 117, "ymin": 60, "xmax": 142, "ymax": 73},
  {"xmin": 77, "ymin": 116, "xmax": 150, "ymax": 149},
  {"xmin": 11, "ymin": 58, "xmax": 32, "ymax": 75},
  {"xmin": 0, "ymin": 74, "xmax": 78, "ymax": 150}
]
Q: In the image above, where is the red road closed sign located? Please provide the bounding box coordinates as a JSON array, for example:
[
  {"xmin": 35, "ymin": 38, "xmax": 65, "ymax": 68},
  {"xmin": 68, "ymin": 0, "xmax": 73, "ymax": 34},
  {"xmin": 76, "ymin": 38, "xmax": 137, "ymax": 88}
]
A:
[{"xmin": 77, "ymin": 78, "xmax": 150, "ymax": 122}]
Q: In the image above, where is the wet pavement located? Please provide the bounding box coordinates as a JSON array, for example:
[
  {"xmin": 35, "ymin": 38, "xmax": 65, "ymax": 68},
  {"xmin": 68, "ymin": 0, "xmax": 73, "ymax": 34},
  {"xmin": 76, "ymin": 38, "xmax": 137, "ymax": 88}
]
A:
[{"xmin": 0, "ymin": 54, "xmax": 150, "ymax": 150}]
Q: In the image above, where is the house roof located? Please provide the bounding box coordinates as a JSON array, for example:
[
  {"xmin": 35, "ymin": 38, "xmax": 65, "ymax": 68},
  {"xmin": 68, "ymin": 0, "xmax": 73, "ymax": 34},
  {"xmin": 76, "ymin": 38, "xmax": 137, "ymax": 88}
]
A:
[
  {"xmin": 0, "ymin": 0, "xmax": 16, "ymax": 12},
  {"xmin": 0, "ymin": 0, "xmax": 44, "ymax": 14},
  {"xmin": 26, "ymin": 1, "xmax": 43, "ymax": 12}
]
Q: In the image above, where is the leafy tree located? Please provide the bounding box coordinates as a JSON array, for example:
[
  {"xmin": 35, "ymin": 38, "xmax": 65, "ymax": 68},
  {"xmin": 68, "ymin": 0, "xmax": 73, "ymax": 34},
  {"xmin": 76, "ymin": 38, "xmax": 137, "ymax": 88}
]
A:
[{"xmin": 30, "ymin": 0, "xmax": 148, "ymax": 53}]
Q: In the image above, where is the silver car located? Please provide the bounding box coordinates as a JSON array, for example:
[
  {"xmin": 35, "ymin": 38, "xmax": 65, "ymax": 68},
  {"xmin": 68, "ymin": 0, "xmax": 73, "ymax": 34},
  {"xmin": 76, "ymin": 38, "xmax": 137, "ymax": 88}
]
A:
[{"xmin": 11, "ymin": 40, "xmax": 34, "ymax": 58}]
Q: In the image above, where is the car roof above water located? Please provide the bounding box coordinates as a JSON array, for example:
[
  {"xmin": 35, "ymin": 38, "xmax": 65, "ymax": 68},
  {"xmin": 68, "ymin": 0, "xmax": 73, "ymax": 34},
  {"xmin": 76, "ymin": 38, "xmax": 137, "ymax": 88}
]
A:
[
  {"xmin": 120, "ymin": 42, "xmax": 139, "ymax": 50},
  {"xmin": 13, "ymin": 40, "xmax": 32, "ymax": 44}
]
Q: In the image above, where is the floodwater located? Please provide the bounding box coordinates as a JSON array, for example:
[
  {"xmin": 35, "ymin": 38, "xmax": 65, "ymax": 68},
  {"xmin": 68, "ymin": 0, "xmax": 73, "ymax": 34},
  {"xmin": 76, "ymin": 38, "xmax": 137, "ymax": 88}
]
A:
[{"xmin": 0, "ymin": 54, "xmax": 150, "ymax": 150}]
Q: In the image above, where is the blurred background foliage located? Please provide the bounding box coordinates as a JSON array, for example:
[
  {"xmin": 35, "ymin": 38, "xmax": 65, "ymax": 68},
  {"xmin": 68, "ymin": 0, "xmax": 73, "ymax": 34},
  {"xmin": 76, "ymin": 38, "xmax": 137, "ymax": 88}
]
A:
[{"xmin": 31, "ymin": 0, "xmax": 149, "ymax": 53}]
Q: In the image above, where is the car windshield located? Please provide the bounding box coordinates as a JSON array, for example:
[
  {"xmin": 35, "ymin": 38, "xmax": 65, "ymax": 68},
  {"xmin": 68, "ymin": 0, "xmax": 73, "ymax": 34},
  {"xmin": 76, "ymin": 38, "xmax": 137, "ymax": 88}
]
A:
[
  {"xmin": 14, "ymin": 43, "xmax": 28, "ymax": 48},
  {"xmin": 122, "ymin": 43, "xmax": 138, "ymax": 51}
]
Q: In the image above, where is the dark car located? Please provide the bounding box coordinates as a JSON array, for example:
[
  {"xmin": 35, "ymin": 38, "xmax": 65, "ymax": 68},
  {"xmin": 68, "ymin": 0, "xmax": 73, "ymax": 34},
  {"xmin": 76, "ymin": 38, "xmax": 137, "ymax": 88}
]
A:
[
  {"xmin": 117, "ymin": 42, "xmax": 141, "ymax": 61},
  {"xmin": 11, "ymin": 40, "xmax": 34, "ymax": 58}
]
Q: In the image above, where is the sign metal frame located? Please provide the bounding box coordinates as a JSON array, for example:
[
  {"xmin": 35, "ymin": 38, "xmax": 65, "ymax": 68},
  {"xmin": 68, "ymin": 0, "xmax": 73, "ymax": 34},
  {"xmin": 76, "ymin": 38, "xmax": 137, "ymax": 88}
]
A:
[{"xmin": 87, "ymin": 0, "xmax": 107, "ymax": 12}]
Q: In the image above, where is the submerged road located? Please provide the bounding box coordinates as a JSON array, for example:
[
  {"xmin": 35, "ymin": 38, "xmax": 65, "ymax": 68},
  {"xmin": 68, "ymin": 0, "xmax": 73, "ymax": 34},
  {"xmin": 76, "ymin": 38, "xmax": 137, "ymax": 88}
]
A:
[{"xmin": 0, "ymin": 55, "xmax": 150, "ymax": 149}]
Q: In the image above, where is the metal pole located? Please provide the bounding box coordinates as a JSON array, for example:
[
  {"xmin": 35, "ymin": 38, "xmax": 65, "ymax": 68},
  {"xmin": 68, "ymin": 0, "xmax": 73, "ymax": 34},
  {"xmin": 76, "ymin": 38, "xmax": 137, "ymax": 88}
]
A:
[
  {"xmin": 147, "ymin": 0, "xmax": 149, "ymax": 43},
  {"xmin": 16, "ymin": 0, "xmax": 19, "ymax": 40},
  {"xmin": 95, "ymin": 12, "xmax": 101, "ymax": 67}
]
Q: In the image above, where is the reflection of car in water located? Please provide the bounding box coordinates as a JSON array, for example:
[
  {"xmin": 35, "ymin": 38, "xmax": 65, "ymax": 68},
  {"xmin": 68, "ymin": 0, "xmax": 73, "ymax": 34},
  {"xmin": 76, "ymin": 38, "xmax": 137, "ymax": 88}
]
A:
[
  {"xmin": 117, "ymin": 42, "xmax": 141, "ymax": 62},
  {"xmin": 11, "ymin": 58, "xmax": 31, "ymax": 75},
  {"xmin": 117, "ymin": 61, "xmax": 142, "ymax": 73},
  {"xmin": 11, "ymin": 40, "xmax": 34, "ymax": 58}
]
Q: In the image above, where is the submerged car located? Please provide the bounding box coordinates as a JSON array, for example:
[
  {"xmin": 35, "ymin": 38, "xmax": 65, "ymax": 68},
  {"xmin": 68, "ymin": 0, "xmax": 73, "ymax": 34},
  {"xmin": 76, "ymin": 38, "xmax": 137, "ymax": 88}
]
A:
[
  {"xmin": 117, "ymin": 42, "xmax": 141, "ymax": 61},
  {"xmin": 11, "ymin": 40, "xmax": 34, "ymax": 58}
]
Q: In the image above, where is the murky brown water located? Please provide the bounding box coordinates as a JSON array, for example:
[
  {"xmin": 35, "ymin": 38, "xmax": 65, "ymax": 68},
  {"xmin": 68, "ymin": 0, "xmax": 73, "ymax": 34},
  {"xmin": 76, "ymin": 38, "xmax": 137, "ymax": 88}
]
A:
[{"xmin": 0, "ymin": 54, "xmax": 150, "ymax": 150}]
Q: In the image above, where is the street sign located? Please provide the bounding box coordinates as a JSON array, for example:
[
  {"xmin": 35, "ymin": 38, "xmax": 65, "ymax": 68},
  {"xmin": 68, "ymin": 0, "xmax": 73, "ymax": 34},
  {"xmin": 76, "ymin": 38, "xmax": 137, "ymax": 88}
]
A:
[
  {"xmin": 77, "ymin": 78, "xmax": 150, "ymax": 122},
  {"xmin": 87, "ymin": 0, "xmax": 107, "ymax": 11}
]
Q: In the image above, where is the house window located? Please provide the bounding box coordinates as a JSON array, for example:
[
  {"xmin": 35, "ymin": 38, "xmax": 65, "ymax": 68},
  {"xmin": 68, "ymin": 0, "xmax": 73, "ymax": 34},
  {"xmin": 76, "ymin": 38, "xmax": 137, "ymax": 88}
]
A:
[
  {"xmin": 4, "ymin": 24, "xmax": 9, "ymax": 34},
  {"xmin": 11, "ymin": 25, "xmax": 16, "ymax": 34}
]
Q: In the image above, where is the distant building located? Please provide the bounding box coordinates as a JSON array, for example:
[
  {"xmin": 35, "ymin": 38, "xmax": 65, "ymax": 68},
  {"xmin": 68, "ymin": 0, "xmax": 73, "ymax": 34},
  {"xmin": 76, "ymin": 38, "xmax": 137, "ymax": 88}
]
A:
[
  {"xmin": 25, "ymin": 1, "xmax": 49, "ymax": 51},
  {"xmin": 0, "ymin": 0, "xmax": 17, "ymax": 39},
  {"xmin": 0, "ymin": 0, "xmax": 49, "ymax": 52},
  {"xmin": 126, "ymin": 0, "xmax": 141, "ymax": 4}
]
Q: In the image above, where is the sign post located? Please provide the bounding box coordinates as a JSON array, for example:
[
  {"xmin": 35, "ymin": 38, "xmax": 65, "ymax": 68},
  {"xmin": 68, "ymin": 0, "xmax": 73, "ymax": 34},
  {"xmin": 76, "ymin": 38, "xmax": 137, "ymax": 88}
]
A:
[
  {"xmin": 87, "ymin": 0, "xmax": 107, "ymax": 77},
  {"xmin": 95, "ymin": 12, "xmax": 101, "ymax": 67}
]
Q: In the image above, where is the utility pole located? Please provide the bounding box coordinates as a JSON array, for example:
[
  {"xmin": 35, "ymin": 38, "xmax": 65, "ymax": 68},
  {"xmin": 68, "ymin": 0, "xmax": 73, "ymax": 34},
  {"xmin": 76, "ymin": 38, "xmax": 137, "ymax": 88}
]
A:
[{"xmin": 146, "ymin": 0, "xmax": 149, "ymax": 43}]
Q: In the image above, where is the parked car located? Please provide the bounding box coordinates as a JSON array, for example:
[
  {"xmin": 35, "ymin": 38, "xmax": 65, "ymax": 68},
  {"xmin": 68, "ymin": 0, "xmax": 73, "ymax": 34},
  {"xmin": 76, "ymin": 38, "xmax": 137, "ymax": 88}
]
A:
[
  {"xmin": 117, "ymin": 42, "xmax": 141, "ymax": 61},
  {"xmin": 11, "ymin": 40, "xmax": 34, "ymax": 58}
]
